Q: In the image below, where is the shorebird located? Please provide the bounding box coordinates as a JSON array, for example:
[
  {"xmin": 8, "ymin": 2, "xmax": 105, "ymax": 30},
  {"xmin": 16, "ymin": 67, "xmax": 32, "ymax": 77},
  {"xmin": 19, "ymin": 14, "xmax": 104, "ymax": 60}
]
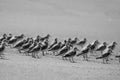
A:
[
  {"xmin": 48, "ymin": 42, "xmax": 62, "ymax": 55},
  {"xmin": 77, "ymin": 38, "xmax": 87, "ymax": 48},
  {"xmin": 18, "ymin": 41, "xmax": 33, "ymax": 53},
  {"xmin": 6, "ymin": 33, "xmax": 12, "ymax": 41},
  {"xmin": 96, "ymin": 42, "xmax": 107, "ymax": 54},
  {"xmin": 13, "ymin": 39, "xmax": 26, "ymax": 49},
  {"xmin": 60, "ymin": 40, "xmax": 68, "ymax": 49},
  {"xmin": 41, "ymin": 40, "xmax": 49, "ymax": 56},
  {"xmin": 48, "ymin": 38, "xmax": 58, "ymax": 49},
  {"xmin": 31, "ymin": 43, "xmax": 41, "ymax": 58},
  {"xmin": 40, "ymin": 34, "xmax": 51, "ymax": 42},
  {"xmin": 89, "ymin": 40, "xmax": 100, "ymax": 54},
  {"xmin": 0, "ymin": 34, "xmax": 7, "ymax": 43},
  {"xmin": 77, "ymin": 44, "xmax": 91, "ymax": 61},
  {"xmin": 15, "ymin": 34, "xmax": 25, "ymax": 40},
  {"xmin": 56, "ymin": 43, "xmax": 72, "ymax": 57},
  {"xmin": 108, "ymin": 42, "xmax": 117, "ymax": 51},
  {"xmin": 25, "ymin": 41, "xmax": 38, "ymax": 56},
  {"xmin": 62, "ymin": 47, "xmax": 79, "ymax": 63},
  {"xmin": 96, "ymin": 49, "xmax": 113, "ymax": 64},
  {"xmin": 70, "ymin": 37, "xmax": 79, "ymax": 45}
]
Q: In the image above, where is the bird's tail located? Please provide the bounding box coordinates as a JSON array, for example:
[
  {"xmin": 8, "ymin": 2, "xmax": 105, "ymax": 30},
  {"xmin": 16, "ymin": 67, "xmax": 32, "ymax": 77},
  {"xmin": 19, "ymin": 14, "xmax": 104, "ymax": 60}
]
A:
[
  {"xmin": 76, "ymin": 52, "xmax": 83, "ymax": 56},
  {"xmin": 115, "ymin": 55, "xmax": 120, "ymax": 58},
  {"xmin": 96, "ymin": 56, "xmax": 103, "ymax": 59}
]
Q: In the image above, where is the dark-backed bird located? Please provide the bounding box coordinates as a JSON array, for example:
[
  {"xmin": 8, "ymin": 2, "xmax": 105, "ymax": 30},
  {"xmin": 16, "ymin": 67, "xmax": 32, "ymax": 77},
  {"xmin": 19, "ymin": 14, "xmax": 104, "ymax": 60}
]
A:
[
  {"xmin": 70, "ymin": 37, "xmax": 79, "ymax": 45},
  {"xmin": 96, "ymin": 49, "xmax": 113, "ymax": 64},
  {"xmin": 40, "ymin": 40, "xmax": 49, "ymax": 56},
  {"xmin": 34, "ymin": 35, "xmax": 41, "ymax": 42},
  {"xmin": 6, "ymin": 33, "xmax": 12, "ymax": 41},
  {"xmin": 31, "ymin": 43, "xmax": 41, "ymax": 58},
  {"xmin": 96, "ymin": 42, "xmax": 107, "ymax": 54},
  {"xmin": 56, "ymin": 44, "xmax": 71, "ymax": 56},
  {"xmin": 7, "ymin": 36, "xmax": 18, "ymax": 46},
  {"xmin": 48, "ymin": 38, "xmax": 58, "ymax": 49},
  {"xmin": 0, "ymin": 34, "xmax": 7, "ymax": 43},
  {"xmin": 60, "ymin": 40, "xmax": 67, "ymax": 49},
  {"xmin": 40, "ymin": 34, "xmax": 51, "ymax": 42},
  {"xmin": 48, "ymin": 42, "xmax": 62, "ymax": 55},
  {"xmin": 77, "ymin": 38, "xmax": 87, "ymax": 48},
  {"xmin": 89, "ymin": 40, "xmax": 100, "ymax": 54},
  {"xmin": 19, "ymin": 41, "xmax": 33, "ymax": 53},
  {"xmin": 13, "ymin": 39, "xmax": 26, "ymax": 49},
  {"xmin": 108, "ymin": 42, "xmax": 117, "ymax": 51},
  {"xmin": 77, "ymin": 44, "xmax": 91, "ymax": 61},
  {"xmin": 25, "ymin": 41, "xmax": 38, "ymax": 54},
  {"xmin": 15, "ymin": 34, "xmax": 25, "ymax": 40},
  {"xmin": 62, "ymin": 47, "xmax": 79, "ymax": 63}
]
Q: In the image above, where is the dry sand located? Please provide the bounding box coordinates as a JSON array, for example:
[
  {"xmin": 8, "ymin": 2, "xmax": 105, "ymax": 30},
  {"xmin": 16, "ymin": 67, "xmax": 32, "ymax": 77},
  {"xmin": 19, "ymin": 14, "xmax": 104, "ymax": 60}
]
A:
[{"xmin": 0, "ymin": 48, "xmax": 120, "ymax": 80}]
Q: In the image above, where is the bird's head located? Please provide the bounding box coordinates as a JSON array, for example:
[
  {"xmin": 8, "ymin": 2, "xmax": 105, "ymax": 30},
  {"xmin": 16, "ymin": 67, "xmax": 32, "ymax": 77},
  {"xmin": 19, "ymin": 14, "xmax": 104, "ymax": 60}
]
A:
[
  {"xmin": 74, "ymin": 47, "xmax": 79, "ymax": 51},
  {"xmin": 75, "ymin": 37, "xmax": 79, "ymax": 41},
  {"xmin": 103, "ymin": 42, "xmax": 108, "ymax": 45},
  {"xmin": 113, "ymin": 42, "xmax": 117, "ymax": 45}
]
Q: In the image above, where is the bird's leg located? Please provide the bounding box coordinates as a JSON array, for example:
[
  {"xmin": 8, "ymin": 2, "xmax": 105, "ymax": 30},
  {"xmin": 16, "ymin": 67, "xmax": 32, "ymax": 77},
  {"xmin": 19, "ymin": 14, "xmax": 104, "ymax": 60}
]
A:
[
  {"xmin": 71, "ymin": 57, "xmax": 75, "ymax": 63},
  {"xmin": 69, "ymin": 57, "xmax": 72, "ymax": 62},
  {"xmin": 119, "ymin": 58, "xmax": 120, "ymax": 63},
  {"xmin": 83, "ymin": 55, "xmax": 85, "ymax": 61},
  {"xmin": 42, "ymin": 51, "xmax": 45, "ymax": 56},
  {"xmin": 32, "ymin": 52, "xmax": 35, "ymax": 58},
  {"xmin": 103, "ymin": 58, "xmax": 105, "ymax": 64},
  {"xmin": 36, "ymin": 52, "xmax": 39, "ymax": 58},
  {"xmin": 62, "ymin": 56, "xmax": 65, "ymax": 60},
  {"xmin": 85, "ymin": 54, "xmax": 88, "ymax": 61},
  {"xmin": 53, "ymin": 52, "xmax": 55, "ymax": 55},
  {"xmin": 32, "ymin": 52, "xmax": 34, "ymax": 57},
  {"xmin": 106, "ymin": 59, "xmax": 108, "ymax": 64}
]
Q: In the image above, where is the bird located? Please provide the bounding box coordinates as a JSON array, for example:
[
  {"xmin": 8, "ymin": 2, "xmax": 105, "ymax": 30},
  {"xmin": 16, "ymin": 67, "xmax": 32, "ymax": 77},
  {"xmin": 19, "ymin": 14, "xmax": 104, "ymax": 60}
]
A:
[
  {"xmin": 7, "ymin": 35, "xmax": 24, "ymax": 47},
  {"xmin": 62, "ymin": 47, "xmax": 79, "ymax": 63},
  {"xmin": 6, "ymin": 33, "xmax": 13, "ymax": 41},
  {"xmin": 70, "ymin": 37, "xmax": 79, "ymax": 45},
  {"xmin": 0, "ymin": 34, "xmax": 7, "ymax": 43},
  {"xmin": 56, "ymin": 44, "xmax": 71, "ymax": 56},
  {"xmin": 13, "ymin": 39, "xmax": 26, "ymax": 49},
  {"xmin": 96, "ymin": 42, "xmax": 107, "ymax": 54},
  {"xmin": 40, "ymin": 34, "xmax": 51, "ymax": 42},
  {"xmin": 7, "ymin": 36, "xmax": 18, "ymax": 46},
  {"xmin": 25, "ymin": 41, "xmax": 38, "ymax": 56},
  {"xmin": 33, "ymin": 35, "xmax": 41, "ymax": 43},
  {"xmin": 96, "ymin": 49, "xmax": 113, "ymax": 64},
  {"xmin": 0, "ymin": 42, "xmax": 6, "ymax": 59},
  {"xmin": 41, "ymin": 40, "xmax": 49, "ymax": 56},
  {"xmin": 89, "ymin": 40, "xmax": 100, "ymax": 54},
  {"xmin": 48, "ymin": 42, "xmax": 62, "ymax": 55},
  {"xmin": 77, "ymin": 44, "xmax": 91, "ymax": 61},
  {"xmin": 48, "ymin": 38, "xmax": 58, "ymax": 49},
  {"xmin": 31, "ymin": 43, "xmax": 42, "ymax": 58},
  {"xmin": 60, "ymin": 40, "xmax": 67, "ymax": 49},
  {"xmin": 108, "ymin": 42, "xmax": 117, "ymax": 51},
  {"xmin": 15, "ymin": 34, "xmax": 25, "ymax": 40},
  {"xmin": 18, "ymin": 41, "xmax": 33, "ymax": 53},
  {"xmin": 77, "ymin": 38, "xmax": 87, "ymax": 48}
]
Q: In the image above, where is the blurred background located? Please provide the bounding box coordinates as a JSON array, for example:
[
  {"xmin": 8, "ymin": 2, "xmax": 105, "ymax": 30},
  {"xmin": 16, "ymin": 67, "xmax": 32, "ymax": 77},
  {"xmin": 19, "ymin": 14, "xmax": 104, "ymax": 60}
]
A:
[{"xmin": 0, "ymin": 0, "xmax": 120, "ymax": 46}]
